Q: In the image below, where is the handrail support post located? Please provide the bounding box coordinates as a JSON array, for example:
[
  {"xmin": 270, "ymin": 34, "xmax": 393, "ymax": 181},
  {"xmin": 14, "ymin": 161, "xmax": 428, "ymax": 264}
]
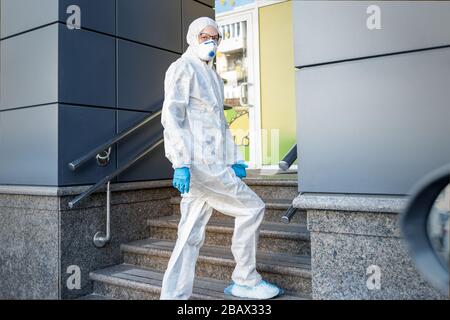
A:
[{"xmin": 93, "ymin": 180, "xmax": 111, "ymax": 248}]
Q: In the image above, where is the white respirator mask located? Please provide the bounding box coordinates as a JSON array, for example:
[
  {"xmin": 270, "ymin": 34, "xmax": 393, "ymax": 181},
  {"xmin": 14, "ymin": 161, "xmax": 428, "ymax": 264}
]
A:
[{"xmin": 196, "ymin": 40, "xmax": 218, "ymax": 61}]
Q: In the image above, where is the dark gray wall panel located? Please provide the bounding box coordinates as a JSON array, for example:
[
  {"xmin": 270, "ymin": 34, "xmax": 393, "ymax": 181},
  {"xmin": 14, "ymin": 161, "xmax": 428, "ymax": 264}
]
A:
[
  {"xmin": 116, "ymin": 110, "xmax": 172, "ymax": 182},
  {"xmin": 182, "ymin": 0, "xmax": 215, "ymax": 51},
  {"xmin": 1, "ymin": 23, "xmax": 116, "ymax": 111},
  {"xmin": 0, "ymin": 105, "xmax": 58, "ymax": 185},
  {"xmin": 0, "ymin": 24, "xmax": 58, "ymax": 110},
  {"xmin": 59, "ymin": 0, "xmax": 116, "ymax": 35},
  {"xmin": 293, "ymin": 1, "xmax": 450, "ymax": 67},
  {"xmin": 0, "ymin": 0, "xmax": 58, "ymax": 39},
  {"xmin": 0, "ymin": 0, "xmax": 115, "ymax": 39},
  {"xmin": 1, "ymin": 0, "xmax": 185, "ymax": 186},
  {"xmin": 59, "ymin": 24, "xmax": 115, "ymax": 108},
  {"xmin": 296, "ymin": 47, "xmax": 450, "ymax": 195},
  {"xmin": 117, "ymin": 39, "xmax": 180, "ymax": 112},
  {"xmin": 117, "ymin": 0, "xmax": 182, "ymax": 53},
  {"xmin": 58, "ymin": 104, "xmax": 116, "ymax": 186}
]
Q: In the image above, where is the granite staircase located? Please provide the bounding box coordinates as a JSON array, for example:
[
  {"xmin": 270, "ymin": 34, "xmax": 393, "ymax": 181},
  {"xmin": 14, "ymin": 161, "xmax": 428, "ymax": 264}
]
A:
[{"xmin": 85, "ymin": 173, "xmax": 311, "ymax": 300}]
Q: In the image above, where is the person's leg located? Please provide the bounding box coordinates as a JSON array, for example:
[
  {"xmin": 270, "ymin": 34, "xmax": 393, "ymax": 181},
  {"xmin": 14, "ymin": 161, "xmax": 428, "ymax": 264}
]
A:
[
  {"xmin": 206, "ymin": 168, "xmax": 283, "ymax": 299},
  {"xmin": 160, "ymin": 192, "xmax": 213, "ymax": 299},
  {"xmin": 206, "ymin": 168, "xmax": 266, "ymax": 287}
]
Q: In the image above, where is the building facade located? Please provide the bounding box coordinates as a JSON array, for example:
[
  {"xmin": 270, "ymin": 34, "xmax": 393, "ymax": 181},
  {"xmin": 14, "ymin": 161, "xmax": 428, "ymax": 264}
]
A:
[
  {"xmin": 0, "ymin": 0, "xmax": 214, "ymax": 299},
  {"xmin": 0, "ymin": 0, "xmax": 448, "ymax": 299}
]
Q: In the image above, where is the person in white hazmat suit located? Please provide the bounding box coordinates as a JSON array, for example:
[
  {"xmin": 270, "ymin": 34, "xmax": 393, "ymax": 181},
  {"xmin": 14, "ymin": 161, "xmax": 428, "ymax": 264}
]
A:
[{"xmin": 159, "ymin": 17, "xmax": 283, "ymax": 300}]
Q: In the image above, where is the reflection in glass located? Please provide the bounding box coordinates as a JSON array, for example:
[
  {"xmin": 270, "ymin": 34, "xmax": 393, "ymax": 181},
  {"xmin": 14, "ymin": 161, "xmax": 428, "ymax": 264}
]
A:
[
  {"xmin": 428, "ymin": 183, "xmax": 450, "ymax": 269},
  {"xmin": 216, "ymin": 20, "xmax": 249, "ymax": 160}
]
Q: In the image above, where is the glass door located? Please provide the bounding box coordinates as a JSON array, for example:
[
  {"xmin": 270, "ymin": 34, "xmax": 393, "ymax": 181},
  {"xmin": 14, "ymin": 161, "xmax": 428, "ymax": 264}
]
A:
[{"xmin": 216, "ymin": 12, "xmax": 256, "ymax": 166}]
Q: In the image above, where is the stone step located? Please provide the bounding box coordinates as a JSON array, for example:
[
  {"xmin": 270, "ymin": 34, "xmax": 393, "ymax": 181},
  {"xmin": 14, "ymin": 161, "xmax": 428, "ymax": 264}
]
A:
[
  {"xmin": 234, "ymin": 176, "xmax": 299, "ymax": 200},
  {"xmin": 121, "ymin": 239, "xmax": 312, "ymax": 295},
  {"xmin": 170, "ymin": 197, "xmax": 307, "ymax": 224},
  {"xmin": 90, "ymin": 263, "xmax": 310, "ymax": 300},
  {"xmin": 146, "ymin": 215, "xmax": 310, "ymax": 256}
]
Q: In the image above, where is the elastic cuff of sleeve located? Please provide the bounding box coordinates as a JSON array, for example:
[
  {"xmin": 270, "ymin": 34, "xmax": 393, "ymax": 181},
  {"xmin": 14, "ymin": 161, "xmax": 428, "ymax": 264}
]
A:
[{"xmin": 173, "ymin": 164, "xmax": 190, "ymax": 169}]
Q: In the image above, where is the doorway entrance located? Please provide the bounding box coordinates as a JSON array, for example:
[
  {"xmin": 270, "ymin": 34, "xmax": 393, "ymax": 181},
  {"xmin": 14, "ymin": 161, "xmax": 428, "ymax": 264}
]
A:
[{"xmin": 216, "ymin": 10, "xmax": 260, "ymax": 168}]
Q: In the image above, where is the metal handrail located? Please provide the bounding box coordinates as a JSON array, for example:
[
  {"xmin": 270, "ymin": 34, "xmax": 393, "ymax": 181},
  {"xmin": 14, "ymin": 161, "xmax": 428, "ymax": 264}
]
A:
[
  {"xmin": 280, "ymin": 144, "xmax": 299, "ymax": 223},
  {"xmin": 279, "ymin": 144, "xmax": 297, "ymax": 171},
  {"xmin": 68, "ymin": 135, "xmax": 164, "ymax": 209},
  {"xmin": 68, "ymin": 109, "xmax": 162, "ymax": 171},
  {"xmin": 69, "ymin": 135, "xmax": 164, "ymax": 247},
  {"xmin": 93, "ymin": 180, "xmax": 111, "ymax": 248},
  {"xmin": 281, "ymin": 204, "xmax": 298, "ymax": 224}
]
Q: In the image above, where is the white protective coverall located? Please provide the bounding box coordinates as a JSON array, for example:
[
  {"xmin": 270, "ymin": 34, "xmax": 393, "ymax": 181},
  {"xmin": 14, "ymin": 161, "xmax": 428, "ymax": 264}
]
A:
[{"xmin": 159, "ymin": 17, "xmax": 266, "ymax": 300}]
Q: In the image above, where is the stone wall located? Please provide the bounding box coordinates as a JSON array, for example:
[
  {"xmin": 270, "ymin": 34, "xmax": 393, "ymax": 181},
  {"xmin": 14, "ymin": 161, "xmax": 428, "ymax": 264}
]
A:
[
  {"xmin": 0, "ymin": 181, "xmax": 176, "ymax": 299},
  {"xmin": 294, "ymin": 193, "xmax": 446, "ymax": 300}
]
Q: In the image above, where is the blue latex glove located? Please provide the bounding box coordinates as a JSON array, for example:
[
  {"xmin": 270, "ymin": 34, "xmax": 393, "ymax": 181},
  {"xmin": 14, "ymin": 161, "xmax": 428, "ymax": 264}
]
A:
[
  {"xmin": 173, "ymin": 167, "xmax": 190, "ymax": 194},
  {"xmin": 231, "ymin": 161, "xmax": 248, "ymax": 179}
]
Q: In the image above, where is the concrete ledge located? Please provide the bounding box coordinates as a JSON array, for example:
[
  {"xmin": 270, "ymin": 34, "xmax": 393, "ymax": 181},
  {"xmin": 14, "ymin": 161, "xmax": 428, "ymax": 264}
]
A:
[
  {"xmin": 0, "ymin": 179, "xmax": 173, "ymax": 196},
  {"xmin": 0, "ymin": 180, "xmax": 175, "ymax": 211},
  {"xmin": 293, "ymin": 192, "xmax": 408, "ymax": 213}
]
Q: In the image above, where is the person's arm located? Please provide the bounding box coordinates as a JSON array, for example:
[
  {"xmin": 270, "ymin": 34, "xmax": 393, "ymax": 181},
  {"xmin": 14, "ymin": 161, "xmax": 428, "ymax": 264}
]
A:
[{"xmin": 161, "ymin": 62, "xmax": 193, "ymax": 169}]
